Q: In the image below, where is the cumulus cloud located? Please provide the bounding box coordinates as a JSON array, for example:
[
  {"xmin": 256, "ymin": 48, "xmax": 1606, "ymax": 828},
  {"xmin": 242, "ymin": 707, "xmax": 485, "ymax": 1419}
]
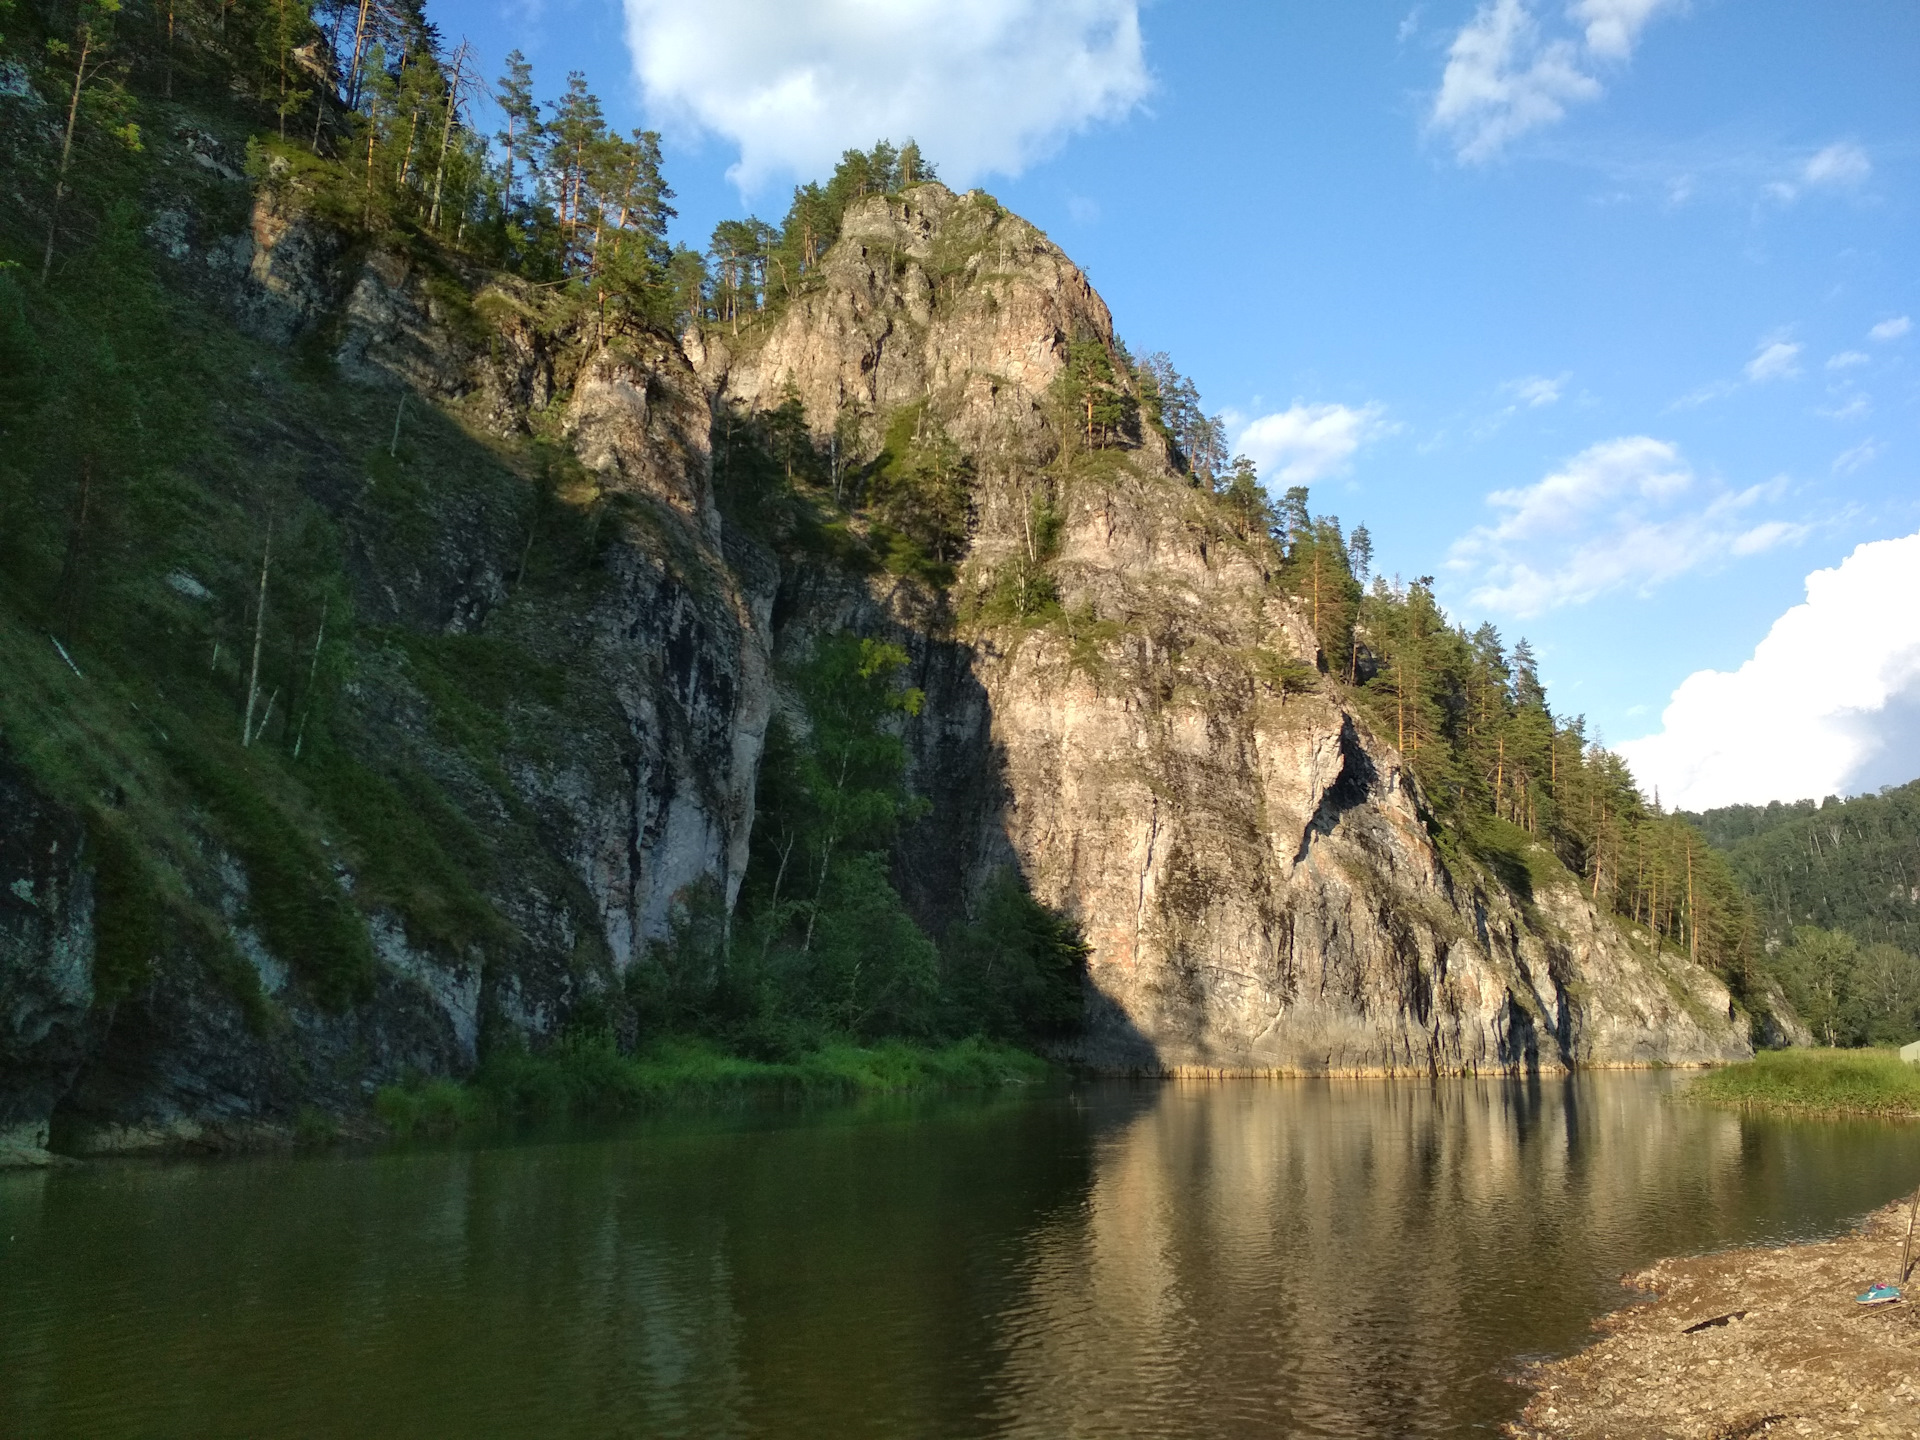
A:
[
  {"xmin": 1618, "ymin": 531, "xmax": 1920, "ymax": 808},
  {"xmin": 1234, "ymin": 402, "xmax": 1389, "ymax": 487},
  {"xmin": 1449, "ymin": 436, "xmax": 1801, "ymax": 615},
  {"xmin": 623, "ymin": 0, "xmax": 1150, "ymax": 190},
  {"xmin": 1871, "ymin": 315, "xmax": 1912, "ymax": 342},
  {"xmin": 1428, "ymin": 0, "xmax": 1678, "ymax": 162},
  {"xmin": 1743, "ymin": 339, "xmax": 1801, "ymax": 383},
  {"xmin": 1827, "ymin": 350, "xmax": 1870, "ymax": 371}
]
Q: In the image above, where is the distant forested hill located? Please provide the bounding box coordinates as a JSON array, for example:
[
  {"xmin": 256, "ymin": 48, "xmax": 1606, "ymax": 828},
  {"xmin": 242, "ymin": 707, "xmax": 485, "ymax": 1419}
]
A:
[{"xmin": 1688, "ymin": 780, "xmax": 1920, "ymax": 952}]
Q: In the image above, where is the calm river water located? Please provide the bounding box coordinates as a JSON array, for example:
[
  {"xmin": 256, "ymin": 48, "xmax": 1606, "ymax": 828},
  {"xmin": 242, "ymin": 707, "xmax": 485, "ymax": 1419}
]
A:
[{"xmin": 4, "ymin": 1073, "xmax": 1919, "ymax": 1438}]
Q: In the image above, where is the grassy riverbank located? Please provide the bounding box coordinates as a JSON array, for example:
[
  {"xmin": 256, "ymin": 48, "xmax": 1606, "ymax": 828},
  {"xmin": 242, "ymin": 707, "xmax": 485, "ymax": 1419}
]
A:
[
  {"xmin": 374, "ymin": 1036, "xmax": 1054, "ymax": 1135},
  {"xmin": 1686, "ymin": 1047, "xmax": 1920, "ymax": 1117}
]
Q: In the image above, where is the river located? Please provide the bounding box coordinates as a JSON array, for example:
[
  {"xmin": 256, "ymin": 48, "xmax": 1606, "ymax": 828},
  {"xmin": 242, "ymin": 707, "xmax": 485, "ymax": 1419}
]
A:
[{"xmin": 4, "ymin": 1072, "xmax": 1917, "ymax": 1438}]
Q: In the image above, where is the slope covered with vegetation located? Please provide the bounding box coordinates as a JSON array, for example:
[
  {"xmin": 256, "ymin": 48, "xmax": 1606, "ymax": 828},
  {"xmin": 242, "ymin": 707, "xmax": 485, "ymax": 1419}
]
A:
[
  {"xmin": 0, "ymin": 0, "xmax": 1083, "ymax": 1126},
  {"xmin": 1683, "ymin": 783, "xmax": 1920, "ymax": 1048}
]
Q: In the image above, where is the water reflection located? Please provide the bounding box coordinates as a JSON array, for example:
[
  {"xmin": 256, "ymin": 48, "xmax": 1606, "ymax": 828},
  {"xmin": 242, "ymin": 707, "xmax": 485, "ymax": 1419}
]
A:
[
  {"xmin": 2, "ymin": 1077, "xmax": 1916, "ymax": 1439},
  {"xmin": 992, "ymin": 1075, "xmax": 1913, "ymax": 1437}
]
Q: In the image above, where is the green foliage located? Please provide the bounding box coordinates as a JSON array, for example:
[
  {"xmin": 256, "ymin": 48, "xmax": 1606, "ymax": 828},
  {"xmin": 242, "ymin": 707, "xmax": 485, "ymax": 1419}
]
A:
[
  {"xmin": 1219, "ymin": 455, "xmax": 1271, "ymax": 538},
  {"xmin": 942, "ymin": 869, "xmax": 1089, "ymax": 1043},
  {"xmin": 86, "ymin": 807, "xmax": 163, "ymax": 1002},
  {"xmin": 804, "ymin": 851, "xmax": 941, "ymax": 1037},
  {"xmin": 1136, "ymin": 351, "xmax": 1227, "ymax": 484},
  {"xmin": 619, "ymin": 632, "xmax": 1088, "ymax": 1057},
  {"xmin": 1689, "ymin": 780, "xmax": 1920, "ymax": 955},
  {"xmin": 1768, "ymin": 925, "xmax": 1920, "ymax": 1049},
  {"xmin": 1688, "ymin": 1047, "xmax": 1920, "ymax": 1117},
  {"xmin": 1341, "ymin": 565, "xmax": 1761, "ymax": 1001},
  {"xmin": 376, "ymin": 1033, "xmax": 1047, "ymax": 1128},
  {"xmin": 969, "ymin": 487, "xmax": 1066, "ymax": 621},
  {"xmin": 865, "ymin": 405, "xmax": 973, "ymax": 581},
  {"xmin": 174, "ymin": 740, "xmax": 376, "ymax": 1009},
  {"xmin": 374, "ymin": 1076, "xmax": 483, "ymax": 1135},
  {"xmin": 1055, "ymin": 338, "xmax": 1139, "ymax": 449},
  {"xmin": 301, "ymin": 747, "xmax": 506, "ymax": 958},
  {"xmin": 1276, "ymin": 499, "xmax": 1361, "ymax": 668}
]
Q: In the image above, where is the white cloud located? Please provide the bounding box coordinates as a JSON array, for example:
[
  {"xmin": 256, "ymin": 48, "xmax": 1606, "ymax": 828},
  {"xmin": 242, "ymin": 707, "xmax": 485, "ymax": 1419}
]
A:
[
  {"xmin": 1802, "ymin": 141, "xmax": 1871, "ymax": 188},
  {"xmin": 1234, "ymin": 402, "xmax": 1389, "ymax": 487},
  {"xmin": 1827, "ymin": 350, "xmax": 1870, "ymax": 371},
  {"xmin": 1618, "ymin": 531, "xmax": 1920, "ymax": 808},
  {"xmin": 1833, "ymin": 439, "xmax": 1880, "ymax": 475},
  {"xmin": 1870, "ymin": 315, "xmax": 1912, "ymax": 342},
  {"xmin": 1449, "ymin": 437, "xmax": 1799, "ymax": 615},
  {"xmin": 1765, "ymin": 141, "xmax": 1873, "ymax": 204},
  {"xmin": 1569, "ymin": 0, "xmax": 1676, "ymax": 60},
  {"xmin": 1673, "ymin": 336, "xmax": 1808, "ymax": 409},
  {"xmin": 1819, "ymin": 395, "xmax": 1871, "ymax": 423},
  {"xmin": 623, "ymin": 0, "xmax": 1150, "ymax": 191},
  {"xmin": 1730, "ymin": 519, "xmax": 1809, "ymax": 556},
  {"xmin": 1743, "ymin": 339, "xmax": 1801, "ymax": 383},
  {"xmin": 1430, "ymin": 0, "xmax": 1599, "ymax": 163},
  {"xmin": 1508, "ymin": 372, "xmax": 1567, "ymax": 407},
  {"xmin": 1669, "ymin": 378, "xmax": 1736, "ymax": 410},
  {"xmin": 1428, "ymin": 0, "xmax": 1678, "ymax": 162}
]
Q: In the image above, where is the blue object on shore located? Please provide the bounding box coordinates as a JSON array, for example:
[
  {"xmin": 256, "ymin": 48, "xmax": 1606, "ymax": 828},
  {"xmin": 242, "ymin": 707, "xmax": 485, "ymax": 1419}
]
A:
[{"xmin": 1857, "ymin": 1283, "xmax": 1901, "ymax": 1305}]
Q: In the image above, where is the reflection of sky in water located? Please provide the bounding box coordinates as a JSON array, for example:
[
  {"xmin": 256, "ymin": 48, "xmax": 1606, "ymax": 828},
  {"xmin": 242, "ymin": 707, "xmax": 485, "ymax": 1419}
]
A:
[{"xmin": 3, "ymin": 1077, "xmax": 1917, "ymax": 1439}]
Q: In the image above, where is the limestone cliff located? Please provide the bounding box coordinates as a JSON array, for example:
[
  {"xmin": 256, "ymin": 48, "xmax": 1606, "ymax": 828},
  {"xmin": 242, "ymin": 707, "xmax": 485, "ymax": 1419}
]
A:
[
  {"xmin": 706, "ymin": 183, "xmax": 1748, "ymax": 1076},
  {"xmin": 0, "ymin": 167, "xmax": 1747, "ymax": 1160}
]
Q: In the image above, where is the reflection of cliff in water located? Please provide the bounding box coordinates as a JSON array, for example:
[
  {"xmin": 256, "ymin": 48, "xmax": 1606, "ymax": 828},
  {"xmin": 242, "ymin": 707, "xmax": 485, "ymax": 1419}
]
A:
[
  {"xmin": 6, "ymin": 1080, "xmax": 1920, "ymax": 1440},
  {"xmin": 987, "ymin": 1076, "xmax": 1891, "ymax": 1438}
]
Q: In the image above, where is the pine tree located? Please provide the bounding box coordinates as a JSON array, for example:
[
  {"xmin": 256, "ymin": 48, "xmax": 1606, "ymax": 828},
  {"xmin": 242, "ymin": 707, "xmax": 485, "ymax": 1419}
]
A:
[{"xmin": 493, "ymin": 49, "xmax": 537, "ymax": 224}]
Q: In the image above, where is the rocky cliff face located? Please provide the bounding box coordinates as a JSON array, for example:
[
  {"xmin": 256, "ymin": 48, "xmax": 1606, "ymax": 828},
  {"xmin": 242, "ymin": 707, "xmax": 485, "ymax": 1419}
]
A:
[
  {"xmin": 0, "ymin": 174, "xmax": 1746, "ymax": 1158},
  {"xmin": 706, "ymin": 183, "xmax": 1747, "ymax": 1077}
]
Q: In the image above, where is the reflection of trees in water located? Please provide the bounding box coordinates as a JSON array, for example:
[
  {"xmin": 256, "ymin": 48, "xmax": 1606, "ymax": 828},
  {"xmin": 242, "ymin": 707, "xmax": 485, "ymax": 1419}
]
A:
[{"xmin": 988, "ymin": 1077, "xmax": 1748, "ymax": 1438}]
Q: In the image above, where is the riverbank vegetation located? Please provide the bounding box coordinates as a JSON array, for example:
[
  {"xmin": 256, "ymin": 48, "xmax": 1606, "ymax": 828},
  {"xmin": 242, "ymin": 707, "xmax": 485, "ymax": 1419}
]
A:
[
  {"xmin": 1687, "ymin": 1047, "xmax": 1920, "ymax": 1117},
  {"xmin": 375, "ymin": 1035, "xmax": 1052, "ymax": 1136}
]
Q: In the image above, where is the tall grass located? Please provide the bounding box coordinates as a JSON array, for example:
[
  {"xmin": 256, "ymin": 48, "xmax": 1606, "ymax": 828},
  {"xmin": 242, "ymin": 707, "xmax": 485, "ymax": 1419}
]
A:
[
  {"xmin": 374, "ymin": 1036, "xmax": 1053, "ymax": 1136},
  {"xmin": 1687, "ymin": 1048, "xmax": 1920, "ymax": 1117}
]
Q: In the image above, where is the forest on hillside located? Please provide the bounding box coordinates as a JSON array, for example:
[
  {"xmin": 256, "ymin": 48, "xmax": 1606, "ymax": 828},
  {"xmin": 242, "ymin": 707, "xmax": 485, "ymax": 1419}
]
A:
[{"xmin": 1687, "ymin": 783, "xmax": 1920, "ymax": 1047}]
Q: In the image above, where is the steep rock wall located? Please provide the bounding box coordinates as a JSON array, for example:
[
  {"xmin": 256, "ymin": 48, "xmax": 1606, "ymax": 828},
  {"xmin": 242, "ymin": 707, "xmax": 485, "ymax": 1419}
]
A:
[
  {"xmin": 1, "ymin": 186, "xmax": 778, "ymax": 1152},
  {"xmin": 712, "ymin": 185, "xmax": 1749, "ymax": 1075}
]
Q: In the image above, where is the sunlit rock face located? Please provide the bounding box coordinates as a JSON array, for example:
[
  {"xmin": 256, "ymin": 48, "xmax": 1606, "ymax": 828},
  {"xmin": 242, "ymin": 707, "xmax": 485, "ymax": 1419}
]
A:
[{"xmin": 708, "ymin": 184, "xmax": 1748, "ymax": 1074}]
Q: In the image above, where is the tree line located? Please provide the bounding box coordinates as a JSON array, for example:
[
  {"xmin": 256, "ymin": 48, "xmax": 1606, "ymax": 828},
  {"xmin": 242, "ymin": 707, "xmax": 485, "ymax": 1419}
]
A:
[{"xmin": 7, "ymin": 0, "xmax": 954, "ymax": 337}]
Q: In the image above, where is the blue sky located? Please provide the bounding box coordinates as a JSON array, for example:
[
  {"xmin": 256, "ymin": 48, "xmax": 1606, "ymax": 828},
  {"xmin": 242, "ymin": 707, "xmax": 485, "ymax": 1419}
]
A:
[{"xmin": 438, "ymin": 0, "xmax": 1919, "ymax": 807}]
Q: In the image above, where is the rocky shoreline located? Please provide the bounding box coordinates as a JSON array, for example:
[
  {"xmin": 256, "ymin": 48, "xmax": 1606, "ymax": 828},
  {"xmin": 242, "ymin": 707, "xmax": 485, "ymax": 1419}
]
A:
[{"xmin": 1510, "ymin": 1198, "xmax": 1920, "ymax": 1438}]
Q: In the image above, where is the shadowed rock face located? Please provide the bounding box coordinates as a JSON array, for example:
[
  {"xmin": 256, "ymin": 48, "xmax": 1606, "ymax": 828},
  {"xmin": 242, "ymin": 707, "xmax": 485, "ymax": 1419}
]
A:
[{"xmin": 0, "ymin": 748, "xmax": 93, "ymax": 1162}]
